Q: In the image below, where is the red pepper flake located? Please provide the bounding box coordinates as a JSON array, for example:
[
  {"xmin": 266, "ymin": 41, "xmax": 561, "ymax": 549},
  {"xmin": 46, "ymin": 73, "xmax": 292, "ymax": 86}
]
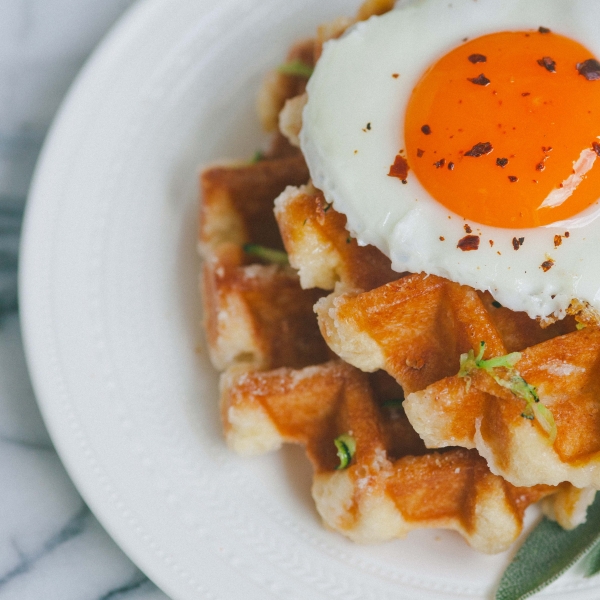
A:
[
  {"xmin": 593, "ymin": 141, "xmax": 600, "ymax": 156},
  {"xmin": 537, "ymin": 56, "xmax": 557, "ymax": 73},
  {"xmin": 421, "ymin": 124, "xmax": 432, "ymax": 135},
  {"xmin": 496, "ymin": 157, "xmax": 508, "ymax": 167},
  {"xmin": 417, "ymin": 148, "xmax": 425, "ymax": 158},
  {"xmin": 539, "ymin": 26, "xmax": 551, "ymax": 34},
  {"xmin": 578, "ymin": 59, "xmax": 600, "ymax": 81},
  {"xmin": 388, "ymin": 154, "xmax": 410, "ymax": 180},
  {"xmin": 457, "ymin": 235, "xmax": 480, "ymax": 251},
  {"xmin": 439, "ymin": 236, "xmax": 445, "ymax": 241},
  {"xmin": 521, "ymin": 92, "xmax": 531, "ymax": 97},
  {"xmin": 565, "ymin": 231, "xmax": 570, "ymax": 238},
  {"xmin": 554, "ymin": 234, "xmax": 562, "ymax": 248},
  {"xmin": 541, "ymin": 259, "xmax": 555, "ymax": 272},
  {"xmin": 468, "ymin": 53, "xmax": 487, "ymax": 64},
  {"xmin": 536, "ymin": 162, "xmax": 545, "ymax": 171},
  {"xmin": 512, "ymin": 237, "xmax": 525, "ymax": 250},
  {"xmin": 434, "ymin": 158, "xmax": 446, "ymax": 168},
  {"xmin": 468, "ymin": 73, "xmax": 491, "ymax": 86},
  {"xmin": 489, "ymin": 240, "xmax": 494, "ymax": 247},
  {"xmin": 448, "ymin": 161, "xmax": 455, "ymax": 171},
  {"xmin": 464, "ymin": 224, "xmax": 472, "ymax": 234},
  {"xmin": 508, "ymin": 175, "xmax": 519, "ymax": 182},
  {"xmin": 392, "ymin": 73, "xmax": 399, "ymax": 78},
  {"xmin": 465, "ymin": 142, "xmax": 493, "ymax": 157}
]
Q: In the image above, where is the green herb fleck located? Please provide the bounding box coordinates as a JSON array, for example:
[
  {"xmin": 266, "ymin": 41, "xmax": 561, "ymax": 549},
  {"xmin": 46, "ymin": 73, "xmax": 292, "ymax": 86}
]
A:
[
  {"xmin": 577, "ymin": 322, "xmax": 587, "ymax": 330},
  {"xmin": 492, "ymin": 300, "xmax": 503, "ymax": 308},
  {"xmin": 250, "ymin": 150, "xmax": 265, "ymax": 164},
  {"xmin": 277, "ymin": 60, "xmax": 314, "ymax": 78},
  {"xmin": 346, "ymin": 235, "xmax": 353, "ymax": 244},
  {"xmin": 459, "ymin": 341, "xmax": 556, "ymax": 442},
  {"xmin": 496, "ymin": 493, "xmax": 600, "ymax": 600},
  {"xmin": 323, "ymin": 202, "xmax": 333, "ymax": 213},
  {"xmin": 334, "ymin": 434, "xmax": 356, "ymax": 470},
  {"xmin": 243, "ymin": 244, "xmax": 289, "ymax": 266},
  {"xmin": 382, "ymin": 399, "xmax": 403, "ymax": 409}
]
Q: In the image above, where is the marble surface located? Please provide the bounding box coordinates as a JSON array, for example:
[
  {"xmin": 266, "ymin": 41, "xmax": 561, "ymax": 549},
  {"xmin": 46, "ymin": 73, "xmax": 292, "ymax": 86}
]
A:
[{"xmin": 2, "ymin": 1, "xmax": 169, "ymax": 598}]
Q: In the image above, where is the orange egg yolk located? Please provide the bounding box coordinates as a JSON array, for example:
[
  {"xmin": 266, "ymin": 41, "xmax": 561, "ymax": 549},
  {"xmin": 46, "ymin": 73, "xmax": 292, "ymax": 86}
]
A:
[{"xmin": 404, "ymin": 30, "xmax": 600, "ymax": 228}]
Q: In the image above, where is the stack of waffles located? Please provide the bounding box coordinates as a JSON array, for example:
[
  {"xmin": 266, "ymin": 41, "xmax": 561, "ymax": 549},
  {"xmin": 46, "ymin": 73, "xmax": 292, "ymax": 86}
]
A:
[{"xmin": 199, "ymin": 0, "xmax": 600, "ymax": 555}]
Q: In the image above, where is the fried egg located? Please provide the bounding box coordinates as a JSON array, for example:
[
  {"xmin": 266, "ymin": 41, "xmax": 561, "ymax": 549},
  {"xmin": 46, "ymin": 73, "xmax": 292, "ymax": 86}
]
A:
[{"xmin": 300, "ymin": 0, "xmax": 600, "ymax": 319}]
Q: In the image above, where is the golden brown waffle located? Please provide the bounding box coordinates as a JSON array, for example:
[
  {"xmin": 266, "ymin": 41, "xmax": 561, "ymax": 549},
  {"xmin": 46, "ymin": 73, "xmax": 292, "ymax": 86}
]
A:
[
  {"xmin": 220, "ymin": 360, "xmax": 586, "ymax": 553},
  {"xmin": 199, "ymin": 136, "xmax": 330, "ymax": 371},
  {"xmin": 273, "ymin": 182, "xmax": 594, "ymax": 490},
  {"xmin": 274, "ymin": 184, "xmax": 399, "ymax": 291},
  {"xmin": 200, "ymin": 159, "xmax": 573, "ymax": 553},
  {"xmin": 200, "ymin": 0, "xmax": 595, "ymax": 556},
  {"xmin": 405, "ymin": 326, "xmax": 600, "ymax": 488},
  {"xmin": 202, "ymin": 243, "xmax": 329, "ymax": 371},
  {"xmin": 272, "ymin": 184, "xmax": 595, "ymax": 522},
  {"xmin": 316, "ymin": 272, "xmax": 577, "ymax": 395},
  {"xmin": 199, "ymin": 139, "xmax": 308, "ymax": 256}
]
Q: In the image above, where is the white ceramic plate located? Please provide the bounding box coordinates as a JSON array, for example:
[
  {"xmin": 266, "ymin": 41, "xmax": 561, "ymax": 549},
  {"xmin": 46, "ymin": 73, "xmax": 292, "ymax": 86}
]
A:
[{"xmin": 18, "ymin": 1, "xmax": 600, "ymax": 598}]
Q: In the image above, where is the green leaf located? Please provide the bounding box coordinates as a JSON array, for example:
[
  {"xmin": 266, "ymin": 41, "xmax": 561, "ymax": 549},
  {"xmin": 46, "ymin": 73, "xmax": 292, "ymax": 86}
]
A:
[
  {"xmin": 382, "ymin": 398, "xmax": 403, "ymax": 409},
  {"xmin": 334, "ymin": 434, "xmax": 356, "ymax": 470},
  {"xmin": 458, "ymin": 341, "xmax": 554, "ymax": 439},
  {"xmin": 584, "ymin": 541, "xmax": 600, "ymax": 577},
  {"xmin": 496, "ymin": 493, "xmax": 600, "ymax": 600},
  {"xmin": 479, "ymin": 352, "xmax": 522, "ymax": 370},
  {"xmin": 277, "ymin": 59, "xmax": 314, "ymax": 78},
  {"xmin": 242, "ymin": 244, "xmax": 289, "ymax": 266},
  {"xmin": 250, "ymin": 150, "xmax": 265, "ymax": 164}
]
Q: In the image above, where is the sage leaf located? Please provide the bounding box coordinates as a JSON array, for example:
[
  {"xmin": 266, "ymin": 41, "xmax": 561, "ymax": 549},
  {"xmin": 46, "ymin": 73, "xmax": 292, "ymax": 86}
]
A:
[
  {"xmin": 584, "ymin": 541, "xmax": 600, "ymax": 578},
  {"xmin": 496, "ymin": 493, "xmax": 600, "ymax": 600}
]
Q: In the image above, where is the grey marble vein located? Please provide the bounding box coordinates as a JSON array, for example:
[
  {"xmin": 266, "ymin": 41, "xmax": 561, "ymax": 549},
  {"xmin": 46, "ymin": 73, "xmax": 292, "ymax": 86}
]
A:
[
  {"xmin": 0, "ymin": 505, "xmax": 90, "ymax": 590},
  {"xmin": 98, "ymin": 575, "xmax": 153, "ymax": 600}
]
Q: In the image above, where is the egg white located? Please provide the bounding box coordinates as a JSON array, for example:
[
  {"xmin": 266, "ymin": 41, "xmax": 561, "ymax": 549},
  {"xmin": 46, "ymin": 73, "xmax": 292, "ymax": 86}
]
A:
[{"xmin": 300, "ymin": 0, "xmax": 600, "ymax": 319}]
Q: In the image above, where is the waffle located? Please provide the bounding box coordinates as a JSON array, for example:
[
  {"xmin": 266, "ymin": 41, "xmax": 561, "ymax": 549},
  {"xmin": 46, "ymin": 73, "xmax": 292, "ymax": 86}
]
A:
[
  {"xmin": 221, "ymin": 360, "xmax": 586, "ymax": 553},
  {"xmin": 316, "ymin": 270, "xmax": 576, "ymax": 395},
  {"xmin": 199, "ymin": 136, "xmax": 331, "ymax": 372},
  {"xmin": 200, "ymin": 152, "xmax": 592, "ymax": 554},
  {"xmin": 199, "ymin": 136, "xmax": 308, "ymax": 257},
  {"xmin": 202, "ymin": 243, "xmax": 329, "ymax": 371},
  {"xmin": 199, "ymin": 0, "xmax": 595, "ymax": 557},
  {"xmin": 405, "ymin": 326, "xmax": 600, "ymax": 489},
  {"xmin": 272, "ymin": 185, "xmax": 595, "ymax": 524},
  {"xmin": 279, "ymin": 185, "xmax": 600, "ymax": 489},
  {"xmin": 274, "ymin": 184, "xmax": 398, "ymax": 292}
]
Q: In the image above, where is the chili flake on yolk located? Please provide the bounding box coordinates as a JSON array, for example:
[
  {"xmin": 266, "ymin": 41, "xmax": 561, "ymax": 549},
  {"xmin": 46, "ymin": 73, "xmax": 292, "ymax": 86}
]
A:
[{"xmin": 405, "ymin": 30, "xmax": 600, "ymax": 228}]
